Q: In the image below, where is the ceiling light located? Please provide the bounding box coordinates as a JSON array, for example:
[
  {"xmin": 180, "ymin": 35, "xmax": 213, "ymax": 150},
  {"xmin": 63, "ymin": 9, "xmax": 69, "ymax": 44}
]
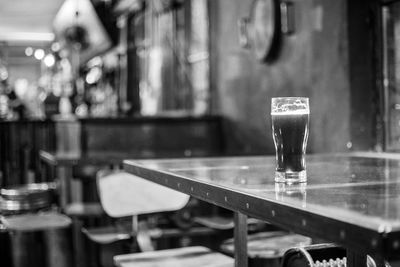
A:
[
  {"xmin": 25, "ymin": 47, "xmax": 33, "ymax": 57},
  {"xmin": 0, "ymin": 65, "xmax": 8, "ymax": 81},
  {"xmin": 34, "ymin": 49, "xmax": 45, "ymax": 60},
  {"xmin": 51, "ymin": 42, "xmax": 61, "ymax": 52},
  {"xmin": 44, "ymin": 54, "xmax": 55, "ymax": 67},
  {"xmin": 85, "ymin": 67, "xmax": 102, "ymax": 84}
]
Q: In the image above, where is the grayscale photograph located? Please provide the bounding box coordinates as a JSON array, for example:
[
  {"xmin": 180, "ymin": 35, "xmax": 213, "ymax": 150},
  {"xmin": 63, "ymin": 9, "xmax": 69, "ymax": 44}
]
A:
[{"xmin": 0, "ymin": 0, "xmax": 399, "ymax": 267}]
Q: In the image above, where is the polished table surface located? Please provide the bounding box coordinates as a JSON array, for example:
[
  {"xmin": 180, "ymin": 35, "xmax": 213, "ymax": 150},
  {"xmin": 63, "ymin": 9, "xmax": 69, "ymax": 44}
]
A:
[
  {"xmin": 39, "ymin": 150, "xmax": 208, "ymax": 166},
  {"xmin": 124, "ymin": 154, "xmax": 400, "ymax": 262},
  {"xmin": 40, "ymin": 150, "xmax": 142, "ymax": 166}
]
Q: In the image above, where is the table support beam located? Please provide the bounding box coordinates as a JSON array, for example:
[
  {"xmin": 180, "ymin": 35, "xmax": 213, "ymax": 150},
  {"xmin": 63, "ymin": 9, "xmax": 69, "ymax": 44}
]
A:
[{"xmin": 234, "ymin": 212, "xmax": 248, "ymax": 267}]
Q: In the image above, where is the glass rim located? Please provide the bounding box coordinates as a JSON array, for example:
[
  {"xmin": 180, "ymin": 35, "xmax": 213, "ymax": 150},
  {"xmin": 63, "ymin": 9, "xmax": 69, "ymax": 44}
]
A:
[{"xmin": 271, "ymin": 97, "xmax": 309, "ymax": 100}]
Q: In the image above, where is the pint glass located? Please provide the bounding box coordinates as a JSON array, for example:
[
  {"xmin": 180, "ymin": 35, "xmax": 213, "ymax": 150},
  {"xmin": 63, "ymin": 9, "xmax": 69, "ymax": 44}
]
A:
[{"xmin": 271, "ymin": 97, "xmax": 309, "ymax": 183}]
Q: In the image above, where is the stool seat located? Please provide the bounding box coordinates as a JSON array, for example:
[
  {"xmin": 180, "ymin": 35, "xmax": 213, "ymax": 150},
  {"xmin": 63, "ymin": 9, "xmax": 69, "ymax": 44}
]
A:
[
  {"xmin": 83, "ymin": 224, "xmax": 220, "ymax": 245},
  {"xmin": 0, "ymin": 183, "xmax": 56, "ymax": 214},
  {"xmin": 82, "ymin": 225, "xmax": 131, "ymax": 244},
  {"xmin": 64, "ymin": 202, "xmax": 104, "ymax": 217},
  {"xmin": 1, "ymin": 212, "xmax": 73, "ymax": 267},
  {"xmin": 114, "ymin": 246, "xmax": 234, "ymax": 267},
  {"xmin": 1, "ymin": 212, "xmax": 71, "ymax": 231},
  {"xmin": 221, "ymin": 231, "xmax": 312, "ymax": 258},
  {"xmin": 98, "ymin": 172, "xmax": 189, "ymax": 218},
  {"xmin": 193, "ymin": 215, "xmax": 265, "ymax": 230}
]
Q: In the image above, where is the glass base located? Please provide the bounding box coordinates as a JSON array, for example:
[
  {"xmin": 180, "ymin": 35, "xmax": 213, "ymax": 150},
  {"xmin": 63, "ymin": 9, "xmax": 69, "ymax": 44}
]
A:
[{"xmin": 275, "ymin": 170, "xmax": 307, "ymax": 184}]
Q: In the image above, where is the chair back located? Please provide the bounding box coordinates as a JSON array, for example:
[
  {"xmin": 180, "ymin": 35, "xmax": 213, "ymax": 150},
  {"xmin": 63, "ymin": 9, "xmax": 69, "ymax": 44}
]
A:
[{"xmin": 97, "ymin": 171, "xmax": 189, "ymax": 218}]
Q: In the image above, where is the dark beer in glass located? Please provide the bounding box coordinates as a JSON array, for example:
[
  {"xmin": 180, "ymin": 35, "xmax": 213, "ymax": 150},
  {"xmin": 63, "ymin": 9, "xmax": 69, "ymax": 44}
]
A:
[{"xmin": 271, "ymin": 97, "xmax": 309, "ymax": 183}]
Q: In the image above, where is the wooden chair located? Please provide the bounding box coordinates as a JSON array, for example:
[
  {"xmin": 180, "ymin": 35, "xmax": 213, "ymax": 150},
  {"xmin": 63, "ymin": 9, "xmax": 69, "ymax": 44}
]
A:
[{"xmin": 90, "ymin": 171, "xmax": 234, "ymax": 267}]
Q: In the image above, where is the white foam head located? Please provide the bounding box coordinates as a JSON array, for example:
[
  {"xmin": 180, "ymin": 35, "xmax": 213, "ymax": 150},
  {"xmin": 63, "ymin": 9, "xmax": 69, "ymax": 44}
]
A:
[{"xmin": 271, "ymin": 97, "xmax": 309, "ymax": 115}]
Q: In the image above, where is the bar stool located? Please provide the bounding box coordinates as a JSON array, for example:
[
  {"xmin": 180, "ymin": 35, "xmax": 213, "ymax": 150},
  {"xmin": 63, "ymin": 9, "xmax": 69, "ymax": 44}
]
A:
[
  {"xmin": 65, "ymin": 202, "xmax": 107, "ymax": 267},
  {"xmin": 72, "ymin": 165, "xmax": 103, "ymax": 202},
  {"xmin": 0, "ymin": 182, "xmax": 62, "ymax": 267},
  {"xmin": 91, "ymin": 171, "xmax": 234, "ymax": 267},
  {"xmin": 0, "ymin": 182, "xmax": 57, "ymax": 215},
  {"xmin": 221, "ymin": 231, "xmax": 312, "ymax": 267},
  {"xmin": 1, "ymin": 212, "xmax": 73, "ymax": 267},
  {"xmin": 67, "ymin": 166, "xmax": 112, "ymax": 267}
]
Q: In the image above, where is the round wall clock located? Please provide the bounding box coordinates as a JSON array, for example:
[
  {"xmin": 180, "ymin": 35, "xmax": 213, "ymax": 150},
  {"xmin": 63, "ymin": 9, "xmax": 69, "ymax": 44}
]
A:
[{"xmin": 248, "ymin": 0, "xmax": 281, "ymax": 63}]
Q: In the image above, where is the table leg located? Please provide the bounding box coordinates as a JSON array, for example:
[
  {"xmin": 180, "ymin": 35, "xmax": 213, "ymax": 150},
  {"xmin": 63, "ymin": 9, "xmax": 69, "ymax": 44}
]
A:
[
  {"xmin": 57, "ymin": 166, "xmax": 72, "ymax": 210},
  {"xmin": 234, "ymin": 212, "xmax": 248, "ymax": 267},
  {"xmin": 72, "ymin": 217, "xmax": 87, "ymax": 267}
]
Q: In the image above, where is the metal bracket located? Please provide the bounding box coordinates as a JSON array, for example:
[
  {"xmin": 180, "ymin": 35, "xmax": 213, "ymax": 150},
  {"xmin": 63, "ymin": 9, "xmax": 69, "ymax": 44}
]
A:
[{"xmin": 280, "ymin": 1, "xmax": 295, "ymax": 34}]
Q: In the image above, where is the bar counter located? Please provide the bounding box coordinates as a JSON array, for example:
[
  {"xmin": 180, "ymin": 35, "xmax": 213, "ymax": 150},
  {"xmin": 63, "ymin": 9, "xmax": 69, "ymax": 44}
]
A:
[{"xmin": 124, "ymin": 154, "xmax": 400, "ymax": 267}]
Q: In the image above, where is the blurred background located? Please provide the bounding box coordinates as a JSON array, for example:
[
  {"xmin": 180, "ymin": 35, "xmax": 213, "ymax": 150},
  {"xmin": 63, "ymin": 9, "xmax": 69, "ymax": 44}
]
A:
[
  {"xmin": 0, "ymin": 1, "xmax": 399, "ymax": 267},
  {"xmin": 0, "ymin": 0, "xmax": 396, "ymax": 157}
]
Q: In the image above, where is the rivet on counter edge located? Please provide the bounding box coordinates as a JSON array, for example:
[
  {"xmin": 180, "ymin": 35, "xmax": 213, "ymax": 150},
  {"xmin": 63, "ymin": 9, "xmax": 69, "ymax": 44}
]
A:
[
  {"xmin": 340, "ymin": 230, "xmax": 346, "ymax": 239},
  {"xmin": 246, "ymin": 203, "xmax": 249, "ymax": 209},
  {"xmin": 271, "ymin": 210, "xmax": 276, "ymax": 217},
  {"xmin": 177, "ymin": 183, "xmax": 180, "ymax": 188},
  {"xmin": 206, "ymin": 192, "xmax": 209, "ymax": 197},
  {"xmin": 302, "ymin": 219, "xmax": 307, "ymax": 227},
  {"xmin": 191, "ymin": 187, "xmax": 194, "ymax": 192},
  {"xmin": 224, "ymin": 196, "xmax": 228, "ymax": 202}
]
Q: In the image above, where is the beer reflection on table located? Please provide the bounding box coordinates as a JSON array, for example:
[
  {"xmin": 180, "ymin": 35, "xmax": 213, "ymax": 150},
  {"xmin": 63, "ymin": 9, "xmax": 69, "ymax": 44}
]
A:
[{"xmin": 275, "ymin": 182, "xmax": 307, "ymax": 208}]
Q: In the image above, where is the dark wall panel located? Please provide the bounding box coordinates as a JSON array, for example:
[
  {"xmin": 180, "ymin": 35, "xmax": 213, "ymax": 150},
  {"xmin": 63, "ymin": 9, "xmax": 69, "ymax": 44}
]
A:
[{"xmin": 209, "ymin": 0, "xmax": 374, "ymax": 154}]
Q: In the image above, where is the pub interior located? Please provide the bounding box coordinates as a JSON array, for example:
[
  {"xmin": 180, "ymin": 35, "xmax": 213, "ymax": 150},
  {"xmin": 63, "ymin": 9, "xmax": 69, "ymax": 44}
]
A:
[{"xmin": 1, "ymin": 0, "xmax": 400, "ymax": 267}]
